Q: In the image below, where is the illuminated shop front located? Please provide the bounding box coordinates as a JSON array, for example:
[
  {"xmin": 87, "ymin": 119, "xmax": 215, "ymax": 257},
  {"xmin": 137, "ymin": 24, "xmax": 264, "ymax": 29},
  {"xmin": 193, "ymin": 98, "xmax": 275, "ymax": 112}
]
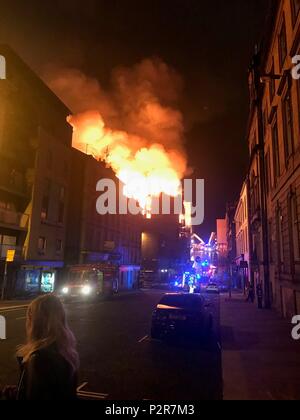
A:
[{"xmin": 16, "ymin": 261, "xmax": 63, "ymax": 295}]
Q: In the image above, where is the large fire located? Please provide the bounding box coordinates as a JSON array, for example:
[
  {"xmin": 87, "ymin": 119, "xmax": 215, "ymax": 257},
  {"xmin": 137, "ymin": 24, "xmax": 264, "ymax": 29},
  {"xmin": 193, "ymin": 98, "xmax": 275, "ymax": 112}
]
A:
[
  {"xmin": 67, "ymin": 111, "xmax": 183, "ymax": 214},
  {"xmin": 45, "ymin": 57, "xmax": 188, "ymax": 215}
]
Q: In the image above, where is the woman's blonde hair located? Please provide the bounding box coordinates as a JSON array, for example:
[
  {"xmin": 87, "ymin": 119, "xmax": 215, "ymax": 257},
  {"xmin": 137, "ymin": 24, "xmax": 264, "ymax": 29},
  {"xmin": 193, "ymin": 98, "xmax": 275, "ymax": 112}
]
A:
[{"xmin": 17, "ymin": 294, "xmax": 79, "ymax": 373}]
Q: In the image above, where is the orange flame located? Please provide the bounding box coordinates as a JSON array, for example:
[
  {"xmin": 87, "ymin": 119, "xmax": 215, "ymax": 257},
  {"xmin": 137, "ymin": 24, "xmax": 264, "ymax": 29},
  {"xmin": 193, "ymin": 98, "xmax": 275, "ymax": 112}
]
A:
[{"xmin": 67, "ymin": 111, "xmax": 183, "ymax": 212}]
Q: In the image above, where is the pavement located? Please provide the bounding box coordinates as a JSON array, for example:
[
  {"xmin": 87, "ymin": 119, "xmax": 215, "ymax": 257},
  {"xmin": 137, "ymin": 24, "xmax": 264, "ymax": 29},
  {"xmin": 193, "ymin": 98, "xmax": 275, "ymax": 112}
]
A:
[{"xmin": 221, "ymin": 293, "xmax": 300, "ymax": 400}]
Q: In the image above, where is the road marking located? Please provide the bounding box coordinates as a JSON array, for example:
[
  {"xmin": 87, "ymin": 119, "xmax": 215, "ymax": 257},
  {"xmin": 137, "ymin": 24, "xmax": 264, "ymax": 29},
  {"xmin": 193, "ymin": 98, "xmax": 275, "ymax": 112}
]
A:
[
  {"xmin": 78, "ymin": 390, "xmax": 108, "ymax": 397},
  {"xmin": 77, "ymin": 391, "xmax": 108, "ymax": 400},
  {"xmin": 76, "ymin": 382, "xmax": 108, "ymax": 400},
  {"xmin": 138, "ymin": 335, "xmax": 149, "ymax": 343},
  {"xmin": 77, "ymin": 382, "xmax": 89, "ymax": 392},
  {"xmin": 0, "ymin": 305, "xmax": 28, "ymax": 313}
]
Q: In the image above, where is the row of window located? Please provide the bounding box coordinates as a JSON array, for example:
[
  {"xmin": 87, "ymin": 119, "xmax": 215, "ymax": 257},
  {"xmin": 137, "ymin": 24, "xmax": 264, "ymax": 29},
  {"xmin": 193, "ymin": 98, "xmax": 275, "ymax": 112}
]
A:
[
  {"xmin": 86, "ymin": 226, "xmax": 141, "ymax": 250},
  {"xmin": 41, "ymin": 178, "xmax": 66, "ymax": 224},
  {"xmin": 264, "ymin": 1, "xmax": 300, "ymax": 190},
  {"xmin": 235, "ymin": 197, "xmax": 247, "ymax": 229},
  {"xmin": 274, "ymin": 192, "xmax": 300, "ymax": 276},
  {"xmin": 236, "ymin": 227, "xmax": 249, "ymax": 257},
  {"xmin": 38, "ymin": 237, "xmax": 63, "ymax": 254},
  {"xmin": 276, "ymin": 1, "xmax": 300, "ymax": 76},
  {"xmin": 265, "ymin": 83, "xmax": 298, "ymax": 192},
  {"xmin": 91, "ymin": 215, "xmax": 141, "ymax": 243},
  {"xmin": 265, "ymin": 1, "xmax": 300, "ymax": 276}
]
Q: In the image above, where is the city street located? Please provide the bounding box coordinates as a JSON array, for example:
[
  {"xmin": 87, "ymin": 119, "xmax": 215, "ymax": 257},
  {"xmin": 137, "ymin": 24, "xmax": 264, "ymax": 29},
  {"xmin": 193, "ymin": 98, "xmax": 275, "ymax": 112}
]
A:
[
  {"xmin": 2, "ymin": 0, "xmax": 300, "ymax": 404},
  {"xmin": 0, "ymin": 290, "xmax": 222, "ymax": 400}
]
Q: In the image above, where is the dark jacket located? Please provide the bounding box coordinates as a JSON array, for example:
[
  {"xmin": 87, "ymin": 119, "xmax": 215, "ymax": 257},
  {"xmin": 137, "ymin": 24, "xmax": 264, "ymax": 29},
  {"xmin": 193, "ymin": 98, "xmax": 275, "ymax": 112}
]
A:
[{"xmin": 17, "ymin": 344, "xmax": 78, "ymax": 400}]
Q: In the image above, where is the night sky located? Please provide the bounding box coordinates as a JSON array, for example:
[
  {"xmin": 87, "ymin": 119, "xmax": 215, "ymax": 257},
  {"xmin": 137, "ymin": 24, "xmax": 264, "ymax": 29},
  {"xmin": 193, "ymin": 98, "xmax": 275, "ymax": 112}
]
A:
[{"xmin": 0, "ymin": 0, "xmax": 271, "ymax": 240}]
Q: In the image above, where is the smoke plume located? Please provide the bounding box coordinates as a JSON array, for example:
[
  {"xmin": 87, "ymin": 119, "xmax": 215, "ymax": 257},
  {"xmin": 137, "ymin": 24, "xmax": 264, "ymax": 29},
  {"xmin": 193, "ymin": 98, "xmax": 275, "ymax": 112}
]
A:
[{"xmin": 44, "ymin": 58, "xmax": 188, "ymax": 207}]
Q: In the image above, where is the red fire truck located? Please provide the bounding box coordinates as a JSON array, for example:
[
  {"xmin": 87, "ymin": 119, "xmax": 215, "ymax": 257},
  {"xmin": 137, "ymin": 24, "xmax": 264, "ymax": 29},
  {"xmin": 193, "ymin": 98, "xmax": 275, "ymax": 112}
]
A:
[{"xmin": 60, "ymin": 264, "xmax": 119, "ymax": 301}]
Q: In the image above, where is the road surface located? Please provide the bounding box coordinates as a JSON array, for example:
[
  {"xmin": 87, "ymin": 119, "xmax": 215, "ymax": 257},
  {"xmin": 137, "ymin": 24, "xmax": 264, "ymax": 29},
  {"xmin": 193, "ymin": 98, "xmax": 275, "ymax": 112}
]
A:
[{"xmin": 0, "ymin": 290, "xmax": 222, "ymax": 400}]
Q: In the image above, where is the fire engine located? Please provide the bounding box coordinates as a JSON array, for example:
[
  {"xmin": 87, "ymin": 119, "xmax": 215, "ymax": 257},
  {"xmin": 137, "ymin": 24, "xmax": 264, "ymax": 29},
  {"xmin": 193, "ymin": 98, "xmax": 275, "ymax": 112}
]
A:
[{"xmin": 61, "ymin": 263, "xmax": 119, "ymax": 301}]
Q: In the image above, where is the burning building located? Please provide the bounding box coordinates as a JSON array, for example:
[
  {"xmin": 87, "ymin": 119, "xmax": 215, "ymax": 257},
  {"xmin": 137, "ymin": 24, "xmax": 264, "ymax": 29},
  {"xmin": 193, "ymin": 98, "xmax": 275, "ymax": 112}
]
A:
[
  {"xmin": 65, "ymin": 149, "xmax": 142, "ymax": 291},
  {"xmin": 0, "ymin": 47, "xmax": 191, "ymax": 296},
  {"xmin": 45, "ymin": 57, "xmax": 188, "ymax": 219},
  {"xmin": 45, "ymin": 57, "xmax": 190, "ymax": 286}
]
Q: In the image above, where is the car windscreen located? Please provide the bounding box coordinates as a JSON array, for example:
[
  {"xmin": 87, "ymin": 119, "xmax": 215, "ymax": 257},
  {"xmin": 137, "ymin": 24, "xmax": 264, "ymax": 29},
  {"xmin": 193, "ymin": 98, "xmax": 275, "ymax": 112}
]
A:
[{"xmin": 159, "ymin": 295, "xmax": 203, "ymax": 309}]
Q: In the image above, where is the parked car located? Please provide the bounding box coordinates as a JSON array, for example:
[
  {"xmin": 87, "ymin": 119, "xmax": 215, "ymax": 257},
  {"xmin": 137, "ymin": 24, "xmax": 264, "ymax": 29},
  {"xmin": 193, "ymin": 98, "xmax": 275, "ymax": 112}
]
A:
[
  {"xmin": 151, "ymin": 293, "xmax": 213, "ymax": 340},
  {"xmin": 206, "ymin": 284, "xmax": 220, "ymax": 294}
]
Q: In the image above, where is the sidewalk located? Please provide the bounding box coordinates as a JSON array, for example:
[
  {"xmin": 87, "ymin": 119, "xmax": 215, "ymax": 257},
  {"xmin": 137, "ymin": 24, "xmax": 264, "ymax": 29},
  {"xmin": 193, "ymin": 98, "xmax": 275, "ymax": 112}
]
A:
[{"xmin": 221, "ymin": 293, "xmax": 300, "ymax": 400}]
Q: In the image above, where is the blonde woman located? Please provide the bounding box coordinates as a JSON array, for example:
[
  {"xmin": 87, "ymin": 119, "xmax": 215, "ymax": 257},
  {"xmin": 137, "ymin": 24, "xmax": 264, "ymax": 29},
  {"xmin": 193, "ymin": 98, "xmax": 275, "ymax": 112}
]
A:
[{"xmin": 11, "ymin": 294, "xmax": 79, "ymax": 400}]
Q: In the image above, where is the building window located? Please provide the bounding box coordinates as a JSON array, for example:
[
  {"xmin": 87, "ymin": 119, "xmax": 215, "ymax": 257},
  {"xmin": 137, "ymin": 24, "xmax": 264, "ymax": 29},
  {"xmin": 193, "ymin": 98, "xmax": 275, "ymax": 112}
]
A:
[
  {"xmin": 272, "ymin": 121, "xmax": 280, "ymax": 184},
  {"xmin": 291, "ymin": 0, "xmax": 300, "ymax": 23},
  {"xmin": 282, "ymin": 91, "xmax": 294, "ymax": 162},
  {"xmin": 41, "ymin": 179, "xmax": 51, "ymax": 221},
  {"xmin": 289, "ymin": 194, "xmax": 300, "ymax": 263},
  {"xmin": 0, "ymin": 235, "xmax": 17, "ymax": 258},
  {"xmin": 38, "ymin": 237, "xmax": 47, "ymax": 254},
  {"xmin": 279, "ymin": 19, "xmax": 287, "ymax": 69},
  {"xmin": 56, "ymin": 239, "xmax": 63, "ymax": 254}
]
